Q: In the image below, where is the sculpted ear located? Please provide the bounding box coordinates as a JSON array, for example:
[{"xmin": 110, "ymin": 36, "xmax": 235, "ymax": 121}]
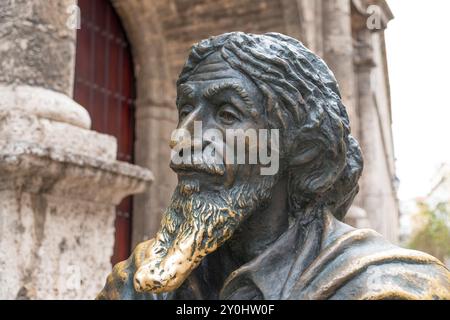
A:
[
  {"xmin": 288, "ymin": 142, "xmax": 320, "ymax": 167},
  {"xmin": 289, "ymin": 141, "xmax": 345, "ymax": 195}
]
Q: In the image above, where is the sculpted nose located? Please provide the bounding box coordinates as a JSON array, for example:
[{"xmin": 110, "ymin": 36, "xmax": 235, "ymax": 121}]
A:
[{"xmin": 169, "ymin": 135, "xmax": 210, "ymax": 159}]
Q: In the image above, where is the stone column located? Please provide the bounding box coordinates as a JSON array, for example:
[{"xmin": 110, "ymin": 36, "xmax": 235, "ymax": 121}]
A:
[
  {"xmin": 322, "ymin": 0, "xmax": 368, "ymax": 229},
  {"xmin": 354, "ymin": 27, "xmax": 398, "ymax": 242},
  {"xmin": 133, "ymin": 104, "xmax": 178, "ymax": 245},
  {"xmin": 0, "ymin": 1, "xmax": 153, "ymax": 299},
  {"xmin": 322, "ymin": 0, "xmax": 358, "ymax": 139},
  {"xmin": 351, "ymin": 0, "xmax": 398, "ymax": 242},
  {"xmin": 354, "ymin": 27, "xmax": 381, "ymax": 232},
  {"xmin": 0, "ymin": 0, "xmax": 77, "ymax": 96},
  {"xmin": 295, "ymin": 0, "xmax": 324, "ymax": 57}
]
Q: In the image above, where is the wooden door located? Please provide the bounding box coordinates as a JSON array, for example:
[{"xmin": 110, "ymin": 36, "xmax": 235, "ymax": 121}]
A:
[{"xmin": 73, "ymin": 0, "xmax": 135, "ymax": 265}]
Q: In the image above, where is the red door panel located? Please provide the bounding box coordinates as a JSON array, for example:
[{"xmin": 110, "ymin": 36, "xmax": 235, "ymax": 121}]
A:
[{"xmin": 74, "ymin": 0, "xmax": 135, "ymax": 266}]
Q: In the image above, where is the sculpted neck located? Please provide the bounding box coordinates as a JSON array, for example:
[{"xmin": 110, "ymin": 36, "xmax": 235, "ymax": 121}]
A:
[{"xmin": 227, "ymin": 176, "xmax": 290, "ymax": 265}]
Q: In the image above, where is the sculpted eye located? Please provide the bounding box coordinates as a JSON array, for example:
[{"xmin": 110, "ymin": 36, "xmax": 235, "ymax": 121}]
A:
[
  {"xmin": 179, "ymin": 105, "xmax": 194, "ymax": 120},
  {"xmin": 217, "ymin": 104, "xmax": 240, "ymax": 125}
]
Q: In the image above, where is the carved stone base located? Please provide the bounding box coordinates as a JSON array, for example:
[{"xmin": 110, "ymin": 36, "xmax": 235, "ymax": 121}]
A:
[{"xmin": 0, "ymin": 85, "xmax": 153, "ymax": 299}]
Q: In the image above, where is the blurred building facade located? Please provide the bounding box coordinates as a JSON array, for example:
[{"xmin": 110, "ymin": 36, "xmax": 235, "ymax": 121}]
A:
[
  {"xmin": 0, "ymin": 0, "xmax": 398, "ymax": 299},
  {"xmin": 424, "ymin": 163, "xmax": 450, "ymax": 267},
  {"xmin": 399, "ymin": 163, "xmax": 450, "ymax": 266},
  {"xmin": 399, "ymin": 163, "xmax": 450, "ymax": 242},
  {"xmin": 427, "ymin": 163, "xmax": 450, "ymax": 208}
]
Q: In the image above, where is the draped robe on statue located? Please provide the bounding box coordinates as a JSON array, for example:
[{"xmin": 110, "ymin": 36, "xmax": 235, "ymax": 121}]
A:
[{"xmin": 97, "ymin": 211, "xmax": 450, "ymax": 300}]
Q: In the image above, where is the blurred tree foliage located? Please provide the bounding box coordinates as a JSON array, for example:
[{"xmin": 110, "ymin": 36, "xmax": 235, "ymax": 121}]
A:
[{"xmin": 408, "ymin": 201, "xmax": 450, "ymax": 262}]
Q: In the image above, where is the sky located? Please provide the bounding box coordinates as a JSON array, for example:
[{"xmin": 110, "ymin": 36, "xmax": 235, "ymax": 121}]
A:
[{"xmin": 385, "ymin": 0, "xmax": 450, "ymax": 202}]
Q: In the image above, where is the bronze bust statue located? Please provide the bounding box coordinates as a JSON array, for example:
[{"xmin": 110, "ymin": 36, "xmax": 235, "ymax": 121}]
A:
[{"xmin": 97, "ymin": 32, "xmax": 450, "ymax": 300}]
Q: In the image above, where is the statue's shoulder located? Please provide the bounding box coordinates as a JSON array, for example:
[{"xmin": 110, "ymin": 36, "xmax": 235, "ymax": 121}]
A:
[
  {"xmin": 334, "ymin": 248, "xmax": 450, "ymax": 300},
  {"xmin": 294, "ymin": 224, "xmax": 450, "ymax": 300}
]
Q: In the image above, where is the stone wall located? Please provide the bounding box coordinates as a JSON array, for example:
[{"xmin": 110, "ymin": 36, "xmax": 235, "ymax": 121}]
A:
[
  {"xmin": 0, "ymin": 0, "xmax": 77, "ymax": 96},
  {"xmin": 0, "ymin": 190, "xmax": 115, "ymax": 299}
]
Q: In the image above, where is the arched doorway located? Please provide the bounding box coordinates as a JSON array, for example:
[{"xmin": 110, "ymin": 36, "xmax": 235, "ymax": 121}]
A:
[{"xmin": 73, "ymin": 0, "xmax": 135, "ymax": 265}]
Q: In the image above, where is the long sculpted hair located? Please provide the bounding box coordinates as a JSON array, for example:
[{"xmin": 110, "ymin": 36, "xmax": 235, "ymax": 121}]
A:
[{"xmin": 177, "ymin": 32, "xmax": 364, "ymax": 221}]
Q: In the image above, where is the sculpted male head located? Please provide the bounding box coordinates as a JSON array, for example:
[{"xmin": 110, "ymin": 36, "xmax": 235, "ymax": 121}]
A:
[{"xmin": 133, "ymin": 32, "xmax": 363, "ymax": 293}]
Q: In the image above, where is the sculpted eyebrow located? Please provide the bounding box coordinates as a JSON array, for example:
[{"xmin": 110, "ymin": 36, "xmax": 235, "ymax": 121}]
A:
[
  {"xmin": 203, "ymin": 82, "xmax": 254, "ymax": 108},
  {"xmin": 177, "ymin": 84, "xmax": 195, "ymax": 105}
]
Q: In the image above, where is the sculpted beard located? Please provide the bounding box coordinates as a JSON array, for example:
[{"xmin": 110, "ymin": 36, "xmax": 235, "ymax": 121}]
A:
[{"xmin": 133, "ymin": 175, "xmax": 277, "ymax": 293}]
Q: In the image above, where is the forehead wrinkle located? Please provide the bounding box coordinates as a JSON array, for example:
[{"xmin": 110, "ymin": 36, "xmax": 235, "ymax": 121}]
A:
[
  {"xmin": 203, "ymin": 81, "xmax": 254, "ymax": 107},
  {"xmin": 202, "ymin": 81, "xmax": 260, "ymax": 120},
  {"xmin": 195, "ymin": 61, "xmax": 230, "ymax": 73}
]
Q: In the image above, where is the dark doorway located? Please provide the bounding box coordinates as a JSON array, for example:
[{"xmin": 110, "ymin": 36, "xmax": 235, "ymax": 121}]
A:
[{"xmin": 73, "ymin": 0, "xmax": 135, "ymax": 265}]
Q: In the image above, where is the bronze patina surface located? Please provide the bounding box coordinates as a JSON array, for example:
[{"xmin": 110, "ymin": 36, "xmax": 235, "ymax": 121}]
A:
[{"xmin": 97, "ymin": 32, "xmax": 450, "ymax": 300}]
